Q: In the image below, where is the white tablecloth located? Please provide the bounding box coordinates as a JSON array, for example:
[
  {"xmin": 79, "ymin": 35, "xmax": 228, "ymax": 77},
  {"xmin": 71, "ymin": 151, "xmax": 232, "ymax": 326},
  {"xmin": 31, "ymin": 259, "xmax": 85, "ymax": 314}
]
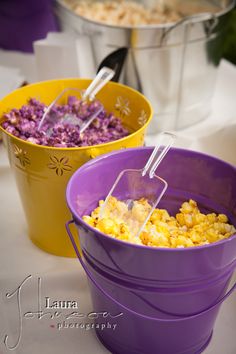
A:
[{"xmin": 0, "ymin": 56, "xmax": 236, "ymax": 354}]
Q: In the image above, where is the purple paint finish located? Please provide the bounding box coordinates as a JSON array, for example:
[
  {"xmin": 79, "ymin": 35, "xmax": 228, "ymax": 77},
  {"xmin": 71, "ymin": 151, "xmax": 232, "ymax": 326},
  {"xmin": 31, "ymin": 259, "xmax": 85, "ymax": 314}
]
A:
[{"xmin": 66, "ymin": 147, "xmax": 236, "ymax": 354}]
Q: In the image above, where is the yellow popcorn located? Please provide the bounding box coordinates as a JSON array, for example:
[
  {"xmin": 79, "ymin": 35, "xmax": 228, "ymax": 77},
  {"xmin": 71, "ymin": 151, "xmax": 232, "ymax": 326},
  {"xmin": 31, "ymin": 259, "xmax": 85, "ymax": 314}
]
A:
[
  {"xmin": 82, "ymin": 215, "xmax": 95, "ymax": 227},
  {"xmin": 82, "ymin": 198, "xmax": 236, "ymax": 248},
  {"xmin": 218, "ymin": 214, "xmax": 228, "ymax": 223},
  {"xmin": 150, "ymin": 209, "xmax": 171, "ymax": 223},
  {"xmin": 180, "ymin": 200, "xmax": 198, "ymax": 214},
  {"xmin": 131, "ymin": 202, "xmax": 149, "ymax": 222},
  {"xmin": 190, "ymin": 231, "xmax": 202, "ymax": 243},
  {"xmin": 207, "ymin": 213, "xmax": 217, "ymax": 224},
  {"xmin": 96, "ymin": 218, "xmax": 118, "ymax": 236},
  {"xmin": 194, "ymin": 213, "xmax": 206, "ymax": 224}
]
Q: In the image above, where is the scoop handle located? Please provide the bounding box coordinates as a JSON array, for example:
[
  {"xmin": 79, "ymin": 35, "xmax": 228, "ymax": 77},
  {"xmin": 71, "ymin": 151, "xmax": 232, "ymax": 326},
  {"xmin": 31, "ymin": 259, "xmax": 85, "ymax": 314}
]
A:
[
  {"xmin": 142, "ymin": 132, "xmax": 176, "ymax": 178},
  {"xmin": 37, "ymin": 67, "xmax": 114, "ymax": 132},
  {"xmin": 83, "ymin": 67, "xmax": 115, "ymax": 101}
]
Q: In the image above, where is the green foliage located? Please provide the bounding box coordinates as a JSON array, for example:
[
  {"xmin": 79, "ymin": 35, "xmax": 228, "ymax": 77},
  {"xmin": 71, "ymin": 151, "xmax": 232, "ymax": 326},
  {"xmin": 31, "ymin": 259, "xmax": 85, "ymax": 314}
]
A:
[
  {"xmin": 222, "ymin": 9, "xmax": 236, "ymax": 65},
  {"xmin": 207, "ymin": 9, "xmax": 236, "ymax": 66}
]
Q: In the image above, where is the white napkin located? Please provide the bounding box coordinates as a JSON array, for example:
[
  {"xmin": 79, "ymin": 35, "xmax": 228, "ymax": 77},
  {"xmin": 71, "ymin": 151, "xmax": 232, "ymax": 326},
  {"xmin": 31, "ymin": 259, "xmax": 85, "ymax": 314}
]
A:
[
  {"xmin": 0, "ymin": 65, "xmax": 25, "ymax": 99},
  {"xmin": 33, "ymin": 32, "xmax": 96, "ymax": 81},
  {"xmin": 192, "ymin": 122, "xmax": 236, "ymax": 165},
  {"xmin": 146, "ymin": 60, "xmax": 236, "ymax": 166}
]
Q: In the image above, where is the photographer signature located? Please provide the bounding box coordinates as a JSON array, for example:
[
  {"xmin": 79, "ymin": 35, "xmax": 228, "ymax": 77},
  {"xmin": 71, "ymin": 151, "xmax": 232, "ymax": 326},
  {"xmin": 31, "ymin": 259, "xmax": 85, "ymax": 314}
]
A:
[{"xmin": 4, "ymin": 275, "xmax": 123, "ymax": 351}]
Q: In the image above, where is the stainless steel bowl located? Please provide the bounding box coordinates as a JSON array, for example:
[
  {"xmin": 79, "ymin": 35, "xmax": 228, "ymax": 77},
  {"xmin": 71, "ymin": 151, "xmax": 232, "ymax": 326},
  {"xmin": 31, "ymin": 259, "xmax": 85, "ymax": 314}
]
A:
[{"xmin": 54, "ymin": 0, "xmax": 235, "ymax": 132}]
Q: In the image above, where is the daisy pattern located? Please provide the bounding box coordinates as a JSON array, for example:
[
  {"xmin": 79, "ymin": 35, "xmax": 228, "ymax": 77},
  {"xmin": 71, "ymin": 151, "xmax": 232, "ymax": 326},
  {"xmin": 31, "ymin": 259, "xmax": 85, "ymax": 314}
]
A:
[
  {"xmin": 138, "ymin": 110, "xmax": 147, "ymax": 126},
  {"xmin": 48, "ymin": 156, "xmax": 72, "ymax": 176},
  {"xmin": 13, "ymin": 145, "xmax": 30, "ymax": 167},
  {"xmin": 115, "ymin": 96, "xmax": 131, "ymax": 118}
]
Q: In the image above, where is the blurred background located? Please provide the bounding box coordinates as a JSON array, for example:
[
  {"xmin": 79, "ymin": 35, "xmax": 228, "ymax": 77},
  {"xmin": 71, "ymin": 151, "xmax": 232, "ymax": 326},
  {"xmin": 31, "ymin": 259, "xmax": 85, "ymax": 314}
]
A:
[
  {"xmin": 0, "ymin": 0, "xmax": 236, "ymax": 133},
  {"xmin": 0, "ymin": 0, "xmax": 235, "ymax": 64}
]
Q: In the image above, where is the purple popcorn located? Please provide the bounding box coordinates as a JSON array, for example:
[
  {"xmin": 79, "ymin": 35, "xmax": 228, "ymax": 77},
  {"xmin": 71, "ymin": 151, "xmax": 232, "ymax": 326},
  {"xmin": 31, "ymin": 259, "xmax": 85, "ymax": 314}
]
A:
[{"xmin": 1, "ymin": 97, "xmax": 129, "ymax": 148}]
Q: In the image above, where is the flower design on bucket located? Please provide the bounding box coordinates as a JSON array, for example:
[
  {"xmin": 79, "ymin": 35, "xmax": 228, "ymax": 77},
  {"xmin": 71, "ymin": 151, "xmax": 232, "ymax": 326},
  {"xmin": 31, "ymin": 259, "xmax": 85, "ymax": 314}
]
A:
[
  {"xmin": 13, "ymin": 145, "xmax": 30, "ymax": 167},
  {"xmin": 48, "ymin": 156, "xmax": 72, "ymax": 176},
  {"xmin": 115, "ymin": 96, "xmax": 131, "ymax": 117},
  {"xmin": 138, "ymin": 110, "xmax": 147, "ymax": 126}
]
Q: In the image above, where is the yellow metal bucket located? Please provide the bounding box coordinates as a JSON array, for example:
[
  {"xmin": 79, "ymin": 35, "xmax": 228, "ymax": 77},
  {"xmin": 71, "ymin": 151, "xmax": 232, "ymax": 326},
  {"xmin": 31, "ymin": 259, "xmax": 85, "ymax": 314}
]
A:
[{"xmin": 0, "ymin": 79, "xmax": 153, "ymax": 257}]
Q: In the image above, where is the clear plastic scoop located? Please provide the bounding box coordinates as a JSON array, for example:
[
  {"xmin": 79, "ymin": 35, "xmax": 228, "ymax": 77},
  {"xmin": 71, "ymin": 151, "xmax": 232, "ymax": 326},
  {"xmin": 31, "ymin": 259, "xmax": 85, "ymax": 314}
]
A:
[
  {"xmin": 37, "ymin": 67, "xmax": 115, "ymax": 135},
  {"xmin": 100, "ymin": 132, "xmax": 176, "ymax": 238}
]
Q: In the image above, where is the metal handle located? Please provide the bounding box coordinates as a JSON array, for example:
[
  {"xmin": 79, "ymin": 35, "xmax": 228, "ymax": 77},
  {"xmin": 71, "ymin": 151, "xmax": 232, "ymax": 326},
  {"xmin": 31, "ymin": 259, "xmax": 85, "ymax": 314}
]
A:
[
  {"xmin": 66, "ymin": 219, "xmax": 236, "ymax": 322},
  {"xmin": 161, "ymin": 12, "xmax": 218, "ymax": 44},
  {"xmin": 142, "ymin": 132, "xmax": 176, "ymax": 178}
]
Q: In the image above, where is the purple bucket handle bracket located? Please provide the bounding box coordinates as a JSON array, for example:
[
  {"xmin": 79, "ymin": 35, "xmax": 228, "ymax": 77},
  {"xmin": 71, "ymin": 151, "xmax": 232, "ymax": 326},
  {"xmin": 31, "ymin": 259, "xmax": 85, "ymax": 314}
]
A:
[{"xmin": 66, "ymin": 220, "xmax": 236, "ymax": 322}]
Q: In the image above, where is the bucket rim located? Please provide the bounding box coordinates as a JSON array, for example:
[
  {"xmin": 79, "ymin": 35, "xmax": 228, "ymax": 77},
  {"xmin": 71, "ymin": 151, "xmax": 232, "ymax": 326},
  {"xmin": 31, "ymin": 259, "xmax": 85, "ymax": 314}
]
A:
[
  {"xmin": 0, "ymin": 78, "xmax": 153, "ymax": 152},
  {"xmin": 66, "ymin": 146, "xmax": 236, "ymax": 253},
  {"xmin": 56, "ymin": 0, "xmax": 235, "ymax": 31}
]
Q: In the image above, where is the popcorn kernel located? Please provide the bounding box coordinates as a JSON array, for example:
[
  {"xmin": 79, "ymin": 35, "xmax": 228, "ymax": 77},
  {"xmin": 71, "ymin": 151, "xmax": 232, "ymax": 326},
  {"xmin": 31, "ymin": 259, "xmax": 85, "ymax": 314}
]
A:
[{"xmin": 82, "ymin": 199, "xmax": 235, "ymax": 248}]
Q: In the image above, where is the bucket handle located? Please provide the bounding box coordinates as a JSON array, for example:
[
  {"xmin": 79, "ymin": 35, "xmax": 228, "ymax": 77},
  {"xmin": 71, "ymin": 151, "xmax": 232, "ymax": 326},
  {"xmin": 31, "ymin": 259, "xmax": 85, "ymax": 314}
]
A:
[
  {"xmin": 66, "ymin": 220, "xmax": 236, "ymax": 322},
  {"xmin": 160, "ymin": 12, "xmax": 218, "ymax": 44}
]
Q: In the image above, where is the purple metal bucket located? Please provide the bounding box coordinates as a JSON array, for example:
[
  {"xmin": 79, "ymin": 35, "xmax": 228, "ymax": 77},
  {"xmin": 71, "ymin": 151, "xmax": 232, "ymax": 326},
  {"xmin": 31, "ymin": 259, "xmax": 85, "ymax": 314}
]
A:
[{"xmin": 66, "ymin": 147, "xmax": 236, "ymax": 353}]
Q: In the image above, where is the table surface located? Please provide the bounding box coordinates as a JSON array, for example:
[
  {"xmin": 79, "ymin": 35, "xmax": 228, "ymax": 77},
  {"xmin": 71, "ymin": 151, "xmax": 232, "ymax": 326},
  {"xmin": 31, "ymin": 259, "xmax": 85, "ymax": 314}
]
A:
[{"xmin": 0, "ymin": 57, "xmax": 236, "ymax": 354}]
